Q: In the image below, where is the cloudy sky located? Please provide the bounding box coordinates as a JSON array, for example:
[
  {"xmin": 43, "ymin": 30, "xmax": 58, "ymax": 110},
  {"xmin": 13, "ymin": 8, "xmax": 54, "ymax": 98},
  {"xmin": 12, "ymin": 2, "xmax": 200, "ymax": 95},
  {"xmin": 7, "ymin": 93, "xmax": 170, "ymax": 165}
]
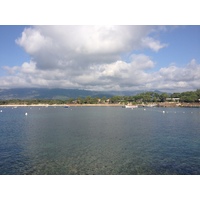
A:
[{"xmin": 0, "ymin": 25, "xmax": 200, "ymax": 92}]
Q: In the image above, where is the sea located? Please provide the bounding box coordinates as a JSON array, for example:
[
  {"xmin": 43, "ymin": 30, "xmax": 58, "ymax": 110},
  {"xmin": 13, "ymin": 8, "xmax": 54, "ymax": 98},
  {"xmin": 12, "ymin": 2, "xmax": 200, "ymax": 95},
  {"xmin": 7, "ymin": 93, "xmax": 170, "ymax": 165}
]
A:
[{"xmin": 0, "ymin": 106, "xmax": 200, "ymax": 175}]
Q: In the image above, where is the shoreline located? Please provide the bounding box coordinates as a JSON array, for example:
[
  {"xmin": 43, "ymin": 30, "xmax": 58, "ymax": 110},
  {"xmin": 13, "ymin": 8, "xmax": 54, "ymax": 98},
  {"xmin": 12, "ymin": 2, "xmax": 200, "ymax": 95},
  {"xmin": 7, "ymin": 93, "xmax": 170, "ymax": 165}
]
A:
[
  {"xmin": 0, "ymin": 103, "xmax": 122, "ymax": 107},
  {"xmin": 0, "ymin": 102, "xmax": 200, "ymax": 108}
]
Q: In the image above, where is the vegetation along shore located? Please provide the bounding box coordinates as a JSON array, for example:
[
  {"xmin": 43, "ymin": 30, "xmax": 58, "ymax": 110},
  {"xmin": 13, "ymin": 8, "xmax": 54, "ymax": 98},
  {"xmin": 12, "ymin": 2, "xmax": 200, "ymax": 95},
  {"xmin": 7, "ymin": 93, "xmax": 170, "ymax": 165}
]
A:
[{"xmin": 0, "ymin": 89, "xmax": 200, "ymax": 108}]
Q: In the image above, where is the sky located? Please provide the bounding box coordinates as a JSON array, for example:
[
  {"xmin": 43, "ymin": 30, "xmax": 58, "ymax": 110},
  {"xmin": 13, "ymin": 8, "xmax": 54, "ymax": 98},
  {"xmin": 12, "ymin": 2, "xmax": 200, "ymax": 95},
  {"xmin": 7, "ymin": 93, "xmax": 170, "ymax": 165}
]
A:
[{"xmin": 0, "ymin": 25, "xmax": 200, "ymax": 93}]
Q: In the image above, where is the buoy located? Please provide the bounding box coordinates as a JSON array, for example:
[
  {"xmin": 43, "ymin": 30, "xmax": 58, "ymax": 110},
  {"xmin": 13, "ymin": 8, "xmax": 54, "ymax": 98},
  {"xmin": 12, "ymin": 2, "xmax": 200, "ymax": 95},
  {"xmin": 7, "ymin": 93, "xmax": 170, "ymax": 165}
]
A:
[{"xmin": 25, "ymin": 112, "xmax": 28, "ymax": 116}]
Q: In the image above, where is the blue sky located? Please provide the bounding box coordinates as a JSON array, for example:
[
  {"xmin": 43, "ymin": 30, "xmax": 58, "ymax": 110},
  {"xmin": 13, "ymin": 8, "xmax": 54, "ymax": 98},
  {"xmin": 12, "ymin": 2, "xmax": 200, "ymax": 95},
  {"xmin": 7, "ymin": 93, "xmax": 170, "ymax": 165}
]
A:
[
  {"xmin": 0, "ymin": 26, "xmax": 30, "ymax": 68},
  {"xmin": 136, "ymin": 26, "xmax": 200, "ymax": 70},
  {"xmin": 0, "ymin": 25, "xmax": 200, "ymax": 92}
]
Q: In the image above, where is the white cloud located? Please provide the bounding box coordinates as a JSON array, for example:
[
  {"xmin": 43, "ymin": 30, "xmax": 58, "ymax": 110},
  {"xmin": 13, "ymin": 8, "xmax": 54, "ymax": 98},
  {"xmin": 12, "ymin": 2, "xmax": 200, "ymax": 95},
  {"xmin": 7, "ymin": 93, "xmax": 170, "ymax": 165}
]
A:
[
  {"xmin": 15, "ymin": 26, "xmax": 162, "ymax": 71},
  {"xmin": 1, "ymin": 25, "xmax": 200, "ymax": 92},
  {"xmin": 1, "ymin": 56, "xmax": 200, "ymax": 92},
  {"xmin": 158, "ymin": 59, "xmax": 200, "ymax": 82},
  {"xmin": 142, "ymin": 37, "xmax": 168, "ymax": 52},
  {"xmin": 16, "ymin": 28, "xmax": 51, "ymax": 54},
  {"xmin": 150, "ymin": 59, "xmax": 200, "ymax": 91}
]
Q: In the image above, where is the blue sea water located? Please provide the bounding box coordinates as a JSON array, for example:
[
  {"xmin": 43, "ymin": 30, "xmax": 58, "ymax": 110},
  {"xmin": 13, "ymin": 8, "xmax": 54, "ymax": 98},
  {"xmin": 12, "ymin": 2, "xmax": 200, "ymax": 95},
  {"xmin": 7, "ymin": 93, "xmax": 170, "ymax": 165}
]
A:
[{"xmin": 0, "ymin": 106, "xmax": 200, "ymax": 175}]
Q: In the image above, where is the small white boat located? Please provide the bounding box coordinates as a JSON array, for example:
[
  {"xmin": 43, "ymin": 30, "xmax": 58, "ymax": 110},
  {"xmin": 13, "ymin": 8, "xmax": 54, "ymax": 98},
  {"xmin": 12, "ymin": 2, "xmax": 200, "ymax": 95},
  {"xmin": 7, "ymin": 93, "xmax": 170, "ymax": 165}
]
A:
[{"xmin": 123, "ymin": 105, "xmax": 138, "ymax": 109}]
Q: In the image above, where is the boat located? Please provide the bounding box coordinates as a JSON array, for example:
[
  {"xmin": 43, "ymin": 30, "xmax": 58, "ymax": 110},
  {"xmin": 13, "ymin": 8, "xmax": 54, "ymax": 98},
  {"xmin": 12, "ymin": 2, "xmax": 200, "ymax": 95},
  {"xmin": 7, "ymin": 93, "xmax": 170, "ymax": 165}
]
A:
[
  {"xmin": 64, "ymin": 105, "xmax": 70, "ymax": 108},
  {"xmin": 123, "ymin": 105, "xmax": 138, "ymax": 109}
]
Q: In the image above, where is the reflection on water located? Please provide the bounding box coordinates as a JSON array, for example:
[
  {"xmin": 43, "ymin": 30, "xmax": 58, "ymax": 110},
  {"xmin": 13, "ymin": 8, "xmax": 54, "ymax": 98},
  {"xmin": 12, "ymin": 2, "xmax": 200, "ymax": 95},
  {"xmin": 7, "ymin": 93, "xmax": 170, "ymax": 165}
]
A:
[{"xmin": 0, "ymin": 106, "xmax": 200, "ymax": 174}]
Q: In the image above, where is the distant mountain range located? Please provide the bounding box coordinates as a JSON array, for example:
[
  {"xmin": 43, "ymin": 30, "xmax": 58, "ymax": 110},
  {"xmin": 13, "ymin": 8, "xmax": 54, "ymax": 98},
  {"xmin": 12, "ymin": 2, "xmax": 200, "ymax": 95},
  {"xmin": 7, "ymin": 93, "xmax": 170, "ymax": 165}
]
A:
[{"xmin": 0, "ymin": 88, "xmax": 162, "ymax": 100}]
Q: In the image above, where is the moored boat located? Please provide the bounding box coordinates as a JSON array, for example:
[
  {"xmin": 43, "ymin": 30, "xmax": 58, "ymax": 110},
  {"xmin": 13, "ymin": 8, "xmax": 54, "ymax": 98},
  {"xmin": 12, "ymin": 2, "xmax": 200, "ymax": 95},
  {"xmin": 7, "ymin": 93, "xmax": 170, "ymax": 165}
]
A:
[{"xmin": 123, "ymin": 105, "xmax": 138, "ymax": 108}]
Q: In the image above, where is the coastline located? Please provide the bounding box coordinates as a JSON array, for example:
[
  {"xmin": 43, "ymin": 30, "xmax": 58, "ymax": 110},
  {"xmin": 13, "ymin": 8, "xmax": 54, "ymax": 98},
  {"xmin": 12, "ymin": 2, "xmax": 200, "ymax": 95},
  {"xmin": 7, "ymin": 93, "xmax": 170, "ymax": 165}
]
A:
[
  {"xmin": 157, "ymin": 102, "xmax": 200, "ymax": 108},
  {"xmin": 1, "ymin": 102, "xmax": 200, "ymax": 108},
  {"xmin": 0, "ymin": 103, "xmax": 122, "ymax": 107}
]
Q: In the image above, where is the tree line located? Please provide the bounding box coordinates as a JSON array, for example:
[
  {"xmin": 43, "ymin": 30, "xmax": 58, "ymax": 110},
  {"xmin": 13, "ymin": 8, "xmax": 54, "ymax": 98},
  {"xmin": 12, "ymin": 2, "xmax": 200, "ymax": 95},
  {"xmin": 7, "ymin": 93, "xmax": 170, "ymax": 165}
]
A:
[
  {"xmin": 109, "ymin": 89, "xmax": 200, "ymax": 104},
  {"xmin": 0, "ymin": 89, "xmax": 200, "ymax": 105}
]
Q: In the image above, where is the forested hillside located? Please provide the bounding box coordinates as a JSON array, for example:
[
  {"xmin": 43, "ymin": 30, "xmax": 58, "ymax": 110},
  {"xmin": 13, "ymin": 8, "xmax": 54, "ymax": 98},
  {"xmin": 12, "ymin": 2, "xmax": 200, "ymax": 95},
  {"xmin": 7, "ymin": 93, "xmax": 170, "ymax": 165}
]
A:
[{"xmin": 0, "ymin": 89, "xmax": 200, "ymax": 105}]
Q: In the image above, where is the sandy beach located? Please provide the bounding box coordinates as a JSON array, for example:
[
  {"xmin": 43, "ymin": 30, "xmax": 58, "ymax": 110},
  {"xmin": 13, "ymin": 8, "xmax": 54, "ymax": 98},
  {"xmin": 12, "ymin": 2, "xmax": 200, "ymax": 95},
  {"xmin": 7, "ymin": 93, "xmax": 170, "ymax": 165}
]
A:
[
  {"xmin": 0, "ymin": 103, "xmax": 123, "ymax": 107},
  {"xmin": 1, "ymin": 102, "xmax": 200, "ymax": 108}
]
